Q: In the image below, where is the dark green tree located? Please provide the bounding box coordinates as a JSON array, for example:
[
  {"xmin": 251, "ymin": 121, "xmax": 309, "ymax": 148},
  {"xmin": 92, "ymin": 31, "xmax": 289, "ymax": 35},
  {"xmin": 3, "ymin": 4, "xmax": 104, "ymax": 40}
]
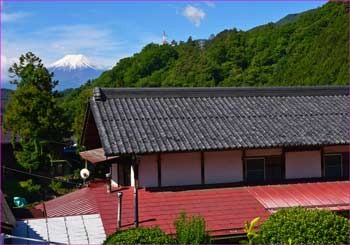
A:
[{"xmin": 4, "ymin": 52, "xmax": 69, "ymax": 172}]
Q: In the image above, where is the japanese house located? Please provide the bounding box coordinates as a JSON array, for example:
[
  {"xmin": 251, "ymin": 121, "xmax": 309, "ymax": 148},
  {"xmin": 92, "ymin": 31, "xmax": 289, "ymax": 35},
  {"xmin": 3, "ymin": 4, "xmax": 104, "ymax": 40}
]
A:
[{"xmin": 27, "ymin": 86, "xmax": 350, "ymax": 241}]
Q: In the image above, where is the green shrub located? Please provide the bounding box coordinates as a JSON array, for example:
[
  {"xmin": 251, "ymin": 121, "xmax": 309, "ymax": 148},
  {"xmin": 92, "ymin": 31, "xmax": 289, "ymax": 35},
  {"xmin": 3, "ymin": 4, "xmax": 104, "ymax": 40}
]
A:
[
  {"xmin": 103, "ymin": 226, "xmax": 175, "ymax": 244},
  {"xmin": 19, "ymin": 179, "xmax": 41, "ymax": 193},
  {"xmin": 174, "ymin": 211, "xmax": 211, "ymax": 244},
  {"xmin": 240, "ymin": 217, "xmax": 260, "ymax": 244},
  {"xmin": 253, "ymin": 207, "xmax": 349, "ymax": 244}
]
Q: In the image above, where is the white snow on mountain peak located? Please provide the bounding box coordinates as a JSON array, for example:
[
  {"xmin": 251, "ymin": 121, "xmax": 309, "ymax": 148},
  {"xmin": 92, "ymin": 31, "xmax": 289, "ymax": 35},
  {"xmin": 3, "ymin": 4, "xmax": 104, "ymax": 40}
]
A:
[{"xmin": 48, "ymin": 54, "xmax": 98, "ymax": 70}]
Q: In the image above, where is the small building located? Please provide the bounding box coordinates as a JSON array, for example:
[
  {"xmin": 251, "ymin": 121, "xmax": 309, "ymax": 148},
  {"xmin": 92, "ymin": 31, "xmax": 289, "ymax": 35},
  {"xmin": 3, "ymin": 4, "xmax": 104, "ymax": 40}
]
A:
[
  {"xmin": 81, "ymin": 86, "xmax": 349, "ymax": 188},
  {"xmin": 33, "ymin": 86, "xmax": 350, "ymax": 240}
]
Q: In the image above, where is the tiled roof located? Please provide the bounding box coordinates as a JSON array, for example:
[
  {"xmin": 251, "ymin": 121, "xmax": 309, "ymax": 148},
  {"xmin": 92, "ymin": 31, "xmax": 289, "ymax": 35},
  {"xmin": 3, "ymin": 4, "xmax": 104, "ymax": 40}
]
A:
[
  {"xmin": 87, "ymin": 86, "xmax": 350, "ymax": 155},
  {"xmin": 34, "ymin": 180, "xmax": 350, "ymax": 237}
]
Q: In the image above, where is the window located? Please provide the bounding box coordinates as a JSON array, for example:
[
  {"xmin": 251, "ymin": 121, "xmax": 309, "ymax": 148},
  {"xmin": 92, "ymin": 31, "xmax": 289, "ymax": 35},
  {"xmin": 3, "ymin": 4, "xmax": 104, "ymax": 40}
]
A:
[
  {"xmin": 265, "ymin": 156, "xmax": 283, "ymax": 181},
  {"xmin": 246, "ymin": 158, "xmax": 265, "ymax": 182},
  {"xmin": 324, "ymin": 153, "xmax": 349, "ymax": 179},
  {"xmin": 324, "ymin": 154, "xmax": 342, "ymax": 178},
  {"xmin": 246, "ymin": 156, "xmax": 283, "ymax": 183}
]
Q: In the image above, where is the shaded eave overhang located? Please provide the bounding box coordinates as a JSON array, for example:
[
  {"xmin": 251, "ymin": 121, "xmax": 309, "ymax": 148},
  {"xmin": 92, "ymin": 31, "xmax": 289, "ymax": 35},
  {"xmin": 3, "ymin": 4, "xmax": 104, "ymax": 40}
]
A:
[
  {"xmin": 79, "ymin": 147, "xmax": 119, "ymax": 164},
  {"xmin": 102, "ymin": 142, "xmax": 350, "ymax": 157}
]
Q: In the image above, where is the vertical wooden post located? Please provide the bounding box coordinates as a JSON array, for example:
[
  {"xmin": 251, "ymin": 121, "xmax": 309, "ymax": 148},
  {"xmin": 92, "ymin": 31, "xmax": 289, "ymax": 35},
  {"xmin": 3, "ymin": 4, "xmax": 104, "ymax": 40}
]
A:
[
  {"xmin": 201, "ymin": 152, "xmax": 205, "ymax": 185},
  {"xmin": 242, "ymin": 149, "xmax": 246, "ymax": 182},
  {"xmin": 132, "ymin": 155, "xmax": 140, "ymax": 227},
  {"xmin": 282, "ymin": 147, "xmax": 286, "ymax": 180},
  {"xmin": 321, "ymin": 147, "xmax": 324, "ymax": 178},
  {"xmin": 157, "ymin": 153, "xmax": 162, "ymax": 187}
]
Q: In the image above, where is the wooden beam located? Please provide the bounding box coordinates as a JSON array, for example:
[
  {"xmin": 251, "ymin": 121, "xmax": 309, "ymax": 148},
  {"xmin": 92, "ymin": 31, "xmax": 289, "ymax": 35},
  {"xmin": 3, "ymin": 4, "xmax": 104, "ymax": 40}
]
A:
[
  {"xmin": 321, "ymin": 147, "xmax": 324, "ymax": 178},
  {"xmin": 282, "ymin": 147, "xmax": 286, "ymax": 180},
  {"xmin": 157, "ymin": 153, "xmax": 162, "ymax": 187},
  {"xmin": 242, "ymin": 149, "xmax": 246, "ymax": 182},
  {"xmin": 201, "ymin": 152, "xmax": 205, "ymax": 185}
]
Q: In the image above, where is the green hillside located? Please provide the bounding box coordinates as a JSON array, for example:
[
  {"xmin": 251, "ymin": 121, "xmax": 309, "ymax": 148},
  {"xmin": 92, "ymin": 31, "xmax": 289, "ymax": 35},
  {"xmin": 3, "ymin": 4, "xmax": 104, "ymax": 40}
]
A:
[{"xmin": 61, "ymin": 1, "xmax": 348, "ymax": 138}]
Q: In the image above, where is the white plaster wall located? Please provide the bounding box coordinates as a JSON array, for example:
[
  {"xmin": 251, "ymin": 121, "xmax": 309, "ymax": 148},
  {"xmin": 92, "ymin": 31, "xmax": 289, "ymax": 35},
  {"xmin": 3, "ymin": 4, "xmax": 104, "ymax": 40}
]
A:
[
  {"xmin": 204, "ymin": 150, "xmax": 243, "ymax": 184},
  {"xmin": 161, "ymin": 152, "xmax": 201, "ymax": 186},
  {"xmin": 285, "ymin": 151, "xmax": 321, "ymax": 179},
  {"xmin": 139, "ymin": 155, "xmax": 158, "ymax": 187},
  {"xmin": 324, "ymin": 145, "xmax": 350, "ymax": 153},
  {"xmin": 111, "ymin": 164, "xmax": 118, "ymax": 187},
  {"xmin": 245, "ymin": 148, "xmax": 282, "ymax": 157},
  {"xmin": 130, "ymin": 164, "xmax": 135, "ymax": 187}
]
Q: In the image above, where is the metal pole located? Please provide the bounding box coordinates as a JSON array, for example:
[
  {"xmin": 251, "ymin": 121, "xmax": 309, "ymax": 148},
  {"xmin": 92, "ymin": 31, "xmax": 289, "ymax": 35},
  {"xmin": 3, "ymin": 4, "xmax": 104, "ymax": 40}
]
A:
[
  {"xmin": 106, "ymin": 173, "xmax": 112, "ymax": 193},
  {"xmin": 132, "ymin": 155, "xmax": 140, "ymax": 227},
  {"xmin": 117, "ymin": 192, "xmax": 123, "ymax": 228},
  {"xmin": 134, "ymin": 180, "xmax": 139, "ymax": 227}
]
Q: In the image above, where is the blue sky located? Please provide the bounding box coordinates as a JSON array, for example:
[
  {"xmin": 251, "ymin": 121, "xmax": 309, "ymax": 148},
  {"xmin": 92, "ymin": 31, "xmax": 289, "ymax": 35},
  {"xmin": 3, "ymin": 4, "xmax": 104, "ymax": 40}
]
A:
[{"xmin": 2, "ymin": 1, "xmax": 326, "ymax": 86}]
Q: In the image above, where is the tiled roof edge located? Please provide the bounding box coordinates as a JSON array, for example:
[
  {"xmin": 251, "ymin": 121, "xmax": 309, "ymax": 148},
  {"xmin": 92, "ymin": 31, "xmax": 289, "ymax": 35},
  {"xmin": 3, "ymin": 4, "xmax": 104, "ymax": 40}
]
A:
[{"xmin": 93, "ymin": 86, "xmax": 350, "ymax": 99}]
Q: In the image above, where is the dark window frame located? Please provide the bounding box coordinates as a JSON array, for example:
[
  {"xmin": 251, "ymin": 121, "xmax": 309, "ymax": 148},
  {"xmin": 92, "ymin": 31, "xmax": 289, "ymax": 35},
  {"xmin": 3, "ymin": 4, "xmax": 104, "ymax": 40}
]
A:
[
  {"xmin": 245, "ymin": 157, "xmax": 266, "ymax": 182},
  {"xmin": 244, "ymin": 154, "xmax": 284, "ymax": 183},
  {"xmin": 323, "ymin": 153, "xmax": 343, "ymax": 178}
]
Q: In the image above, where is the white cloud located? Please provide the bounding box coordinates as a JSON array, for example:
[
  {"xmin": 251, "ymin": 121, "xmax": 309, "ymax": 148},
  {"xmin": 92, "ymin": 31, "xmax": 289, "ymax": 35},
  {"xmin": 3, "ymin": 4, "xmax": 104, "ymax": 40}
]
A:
[
  {"xmin": 2, "ymin": 11, "xmax": 30, "ymax": 22},
  {"xmin": 204, "ymin": 1, "xmax": 216, "ymax": 8},
  {"xmin": 2, "ymin": 24, "xmax": 126, "ymax": 69},
  {"xmin": 182, "ymin": 5, "xmax": 206, "ymax": 27},
  {"xmin": 1, "ymin": 55, "xmax": 17, "ymax": 82}
]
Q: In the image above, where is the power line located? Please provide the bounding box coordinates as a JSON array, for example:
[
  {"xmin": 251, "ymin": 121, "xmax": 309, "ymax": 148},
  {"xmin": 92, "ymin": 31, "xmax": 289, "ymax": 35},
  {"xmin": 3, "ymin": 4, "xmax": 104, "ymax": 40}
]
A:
[
  {"xmin": 2, "ymin": 234, "xmax": 62, "ymax": 244},
  {"xmin": 2, "ymin": 166, "xmax": 80, "ymax": 186}
]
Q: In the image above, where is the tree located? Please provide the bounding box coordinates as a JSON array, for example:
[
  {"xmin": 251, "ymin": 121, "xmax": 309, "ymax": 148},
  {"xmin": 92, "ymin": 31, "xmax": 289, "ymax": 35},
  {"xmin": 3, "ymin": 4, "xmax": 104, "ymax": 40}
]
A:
[{"xmin": 4, "ymin": 52, "xmax": 69, "ymax": 172}]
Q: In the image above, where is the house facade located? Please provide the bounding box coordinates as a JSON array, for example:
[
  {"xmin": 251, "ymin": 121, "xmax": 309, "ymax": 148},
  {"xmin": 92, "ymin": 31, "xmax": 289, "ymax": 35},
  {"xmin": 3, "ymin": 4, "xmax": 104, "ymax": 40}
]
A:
[
  {"xmin": 81, "ymin": 86, "xmax": 350, "ymax": 189},
  {"xmin": 22, "ymin": 85, "xmax": 349, "ymax": 241}
]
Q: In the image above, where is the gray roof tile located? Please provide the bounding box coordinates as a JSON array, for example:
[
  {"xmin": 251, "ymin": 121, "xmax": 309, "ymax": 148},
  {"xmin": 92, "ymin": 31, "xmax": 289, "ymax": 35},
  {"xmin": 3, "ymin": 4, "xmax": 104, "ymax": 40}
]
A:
[{"xmin": 87, "ymin": 86, "xmax": 350, "ymax": 155}]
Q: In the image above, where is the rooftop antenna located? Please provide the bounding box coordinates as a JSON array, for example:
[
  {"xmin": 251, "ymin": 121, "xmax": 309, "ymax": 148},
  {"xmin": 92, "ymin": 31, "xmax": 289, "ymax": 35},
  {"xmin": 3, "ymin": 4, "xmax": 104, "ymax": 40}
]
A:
[{"xmin": 162, "ymin": 31, "xmax": 167, "ymax": 45}]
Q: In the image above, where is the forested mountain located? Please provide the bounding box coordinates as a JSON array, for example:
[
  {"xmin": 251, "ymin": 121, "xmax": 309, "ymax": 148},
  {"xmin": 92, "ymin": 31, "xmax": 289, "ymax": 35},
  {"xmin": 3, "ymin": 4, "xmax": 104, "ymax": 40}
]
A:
[{"xmin": 60, "ymin": 2, "xmax": 348, "ymax": 139}]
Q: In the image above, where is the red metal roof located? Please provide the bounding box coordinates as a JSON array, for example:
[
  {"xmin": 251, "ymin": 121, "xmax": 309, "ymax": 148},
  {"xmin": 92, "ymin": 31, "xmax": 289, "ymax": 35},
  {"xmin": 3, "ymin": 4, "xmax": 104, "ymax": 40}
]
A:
[
  {"xmin": 91, "ymin": 184, "xmax": 269, "ymax": 236},
  {"xmin": 247, "ymin": 181, "xmax": 350, "ymax": 211},
  {"xmin": 36, "ymin": 186, "xmax": 99, "ymax": 217},
  {"xmin": 34, "ymin": 181, "xmax": 350, "ymax": 237}
]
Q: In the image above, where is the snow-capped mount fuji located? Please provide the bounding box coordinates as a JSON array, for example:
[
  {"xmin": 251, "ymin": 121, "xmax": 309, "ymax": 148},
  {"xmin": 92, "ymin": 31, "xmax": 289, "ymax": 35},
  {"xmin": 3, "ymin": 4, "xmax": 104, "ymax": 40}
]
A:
[{"xmin": 48, "ymin": 54, "xmax": 105, "ymax": 90}]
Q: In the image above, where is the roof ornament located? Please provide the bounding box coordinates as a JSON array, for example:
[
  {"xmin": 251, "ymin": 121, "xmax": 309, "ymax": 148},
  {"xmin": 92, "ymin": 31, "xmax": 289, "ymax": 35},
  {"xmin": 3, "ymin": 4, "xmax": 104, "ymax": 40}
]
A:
[{"xmin": 93, "ymin": 87, "xmax": 105, "ymax": 101}]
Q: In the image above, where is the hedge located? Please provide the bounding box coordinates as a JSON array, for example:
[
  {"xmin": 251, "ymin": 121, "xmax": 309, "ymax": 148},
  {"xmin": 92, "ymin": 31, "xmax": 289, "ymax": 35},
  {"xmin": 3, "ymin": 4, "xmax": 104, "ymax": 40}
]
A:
[
  {"xmin": 103, "ymin": 226, "xmax": 175, "ymax": 244},
  {"xmin": 253, "ymin": 207, "xmax": 349, "ymax": 244}
]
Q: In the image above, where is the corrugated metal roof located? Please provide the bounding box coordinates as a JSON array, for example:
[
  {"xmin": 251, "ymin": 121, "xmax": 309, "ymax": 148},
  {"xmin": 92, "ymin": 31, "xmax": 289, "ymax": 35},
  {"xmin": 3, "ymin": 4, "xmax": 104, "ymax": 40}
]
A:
[
  {"xmin": 87, "ymin": 86, "xmax": 350, "ymax": 155},
  {"xmin": 35, "ymin": 187, "xmax": 99, "ymax": 218},
  {"xmin": 13, "ymin": 214, "xmax": 106, "ymax": 244},
  {"xmin": 32, "ymin": 180, "xmax": 350, "ymax": 237},
  {"xmin": 248, "ymin": 181, "xmax": 350, "ymax": 211}
]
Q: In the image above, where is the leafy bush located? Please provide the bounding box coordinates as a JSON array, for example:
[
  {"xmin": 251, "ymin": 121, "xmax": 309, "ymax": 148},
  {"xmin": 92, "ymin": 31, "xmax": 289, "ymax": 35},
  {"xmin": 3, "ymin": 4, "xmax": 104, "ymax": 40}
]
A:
[
  {"xmin": 253, "ymin": 207, "xmax": 349, "ymax": 244},
  {"xmin": 240, "ymin": 217, "xmax": 260, "ymax": 244},
  {"xmin": 19, "ymin": 179, "xmax": 41, "ymax": 193},
  {"xmin": 49, "ymin": 180, "xmax": 77, "ymax": 195},
  {"xmin": 174, "ymin": 211, "xmax": 211, "ymax": 244},
  {"xmin": 103, "ymin": 226, "xmax": 175, "ymax": 244}
]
